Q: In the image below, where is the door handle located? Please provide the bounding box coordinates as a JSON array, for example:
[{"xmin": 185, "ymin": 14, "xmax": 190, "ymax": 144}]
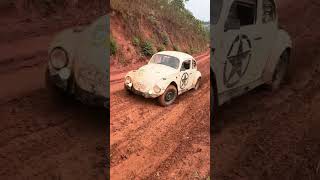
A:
[{"xmin": 254, "ymin": 37, "xmax": 262, "ymax": 41}]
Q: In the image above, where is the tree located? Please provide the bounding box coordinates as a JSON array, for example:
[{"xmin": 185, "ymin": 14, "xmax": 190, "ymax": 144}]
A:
[{"xmin": 170, "ymin": 0, "xmax": 189, "ymax": 10}]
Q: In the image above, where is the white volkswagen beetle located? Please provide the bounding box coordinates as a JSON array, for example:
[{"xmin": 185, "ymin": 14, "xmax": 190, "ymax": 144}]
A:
[
  {"xmin": 46, "ymin": 15, "xmax": 109, "ymax": 108},
  {"xmin": 211, "ymin": 0, "xmax": 292, "ymax": 119},
  {"xmin": 124, "ymin": 51, "xmax": 202, "ymax": 106}
]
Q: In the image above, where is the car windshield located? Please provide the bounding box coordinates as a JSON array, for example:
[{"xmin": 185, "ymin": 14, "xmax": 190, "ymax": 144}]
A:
[
  {"xmin": 149, "ymin": 54, "xmax": 180, "ymax": 69},
  {"xmin": 212, "ymin": 0, "xmax": 223, "ymax": 25}
]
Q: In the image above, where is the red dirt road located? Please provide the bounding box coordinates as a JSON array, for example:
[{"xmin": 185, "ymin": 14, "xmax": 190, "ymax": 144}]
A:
[
  {"xmin": 0, "ymin": 14, "xmax": 108, "ymax": 180},
  {"xmin": 110, "ymin": 52, "xmax": 210, "ymax": 179}
]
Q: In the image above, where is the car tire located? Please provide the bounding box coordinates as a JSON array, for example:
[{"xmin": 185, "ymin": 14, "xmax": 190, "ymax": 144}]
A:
[
  {"xmin": 158, "ymin": 85, "xmax": 177, "ymax": 106},
  {"xmin": 271, "ymin": 50, "xmax": 289, "ymax": 91},
  {"xmin": 124, "ymin": 84, "xmax": 133, "ymax": 94},
  {"xmin": 194, "ymin": 78, "xmax": 201, "ymax": 90},
  {"xmin": 211, "ymin": 72, "xmax": 220, "ymax": 134},
  {"xmin": 45, "ymin": 68, "xmax": 70, "ymax": 104}
]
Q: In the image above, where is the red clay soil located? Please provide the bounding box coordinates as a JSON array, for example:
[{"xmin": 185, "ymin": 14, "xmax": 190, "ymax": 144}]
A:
[
  {"xmin": 110, "ymin": 52, "xmax": 210, "ymax": 179},
  {"xmin": 213, "ymin": 0, "xmax": 320, "ymax": 179},
  {"xmin": 0, "ymin": 12, "xmax": 108, "ymax": 180}
]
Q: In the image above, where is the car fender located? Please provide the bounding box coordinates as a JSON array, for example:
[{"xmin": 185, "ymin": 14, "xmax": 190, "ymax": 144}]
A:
[
  {"xmin": 262, "ymin": 29, "xmax": 292, "ymax": 83},
  {"xmin": 193, "ymin": 71, "xmax": 202, "ymax": 85},
  {"xmin": 156, "ymin": 74, "xmax": 178, "ymax": 94},
  {"xmin": 73, "ymin": 16, "xmax": 109, "ymax": 98},
  {"xmin": 48, "ymin": 28, "xmax": 81, "ymax": 72}
]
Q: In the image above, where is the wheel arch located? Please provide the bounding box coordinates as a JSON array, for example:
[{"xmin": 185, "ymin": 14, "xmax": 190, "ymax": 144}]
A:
[
  {"xmin": 262, "ymin": 30, "xmax": 292, "ymax": 84},
  {"xmin": 169, "ymin": 81, "xmax": 178, "ymax": 91}
]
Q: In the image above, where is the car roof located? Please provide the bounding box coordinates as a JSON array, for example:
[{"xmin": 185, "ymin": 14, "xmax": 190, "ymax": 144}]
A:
[{"xmin": 156, "ymin": 51, "xmax": 194, "ymax": 61}]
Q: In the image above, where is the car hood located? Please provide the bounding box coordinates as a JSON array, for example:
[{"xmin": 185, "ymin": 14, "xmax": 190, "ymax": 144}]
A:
[{"xmin": 131, "ymin": 64, "xmax": 177, "ymax": 84}]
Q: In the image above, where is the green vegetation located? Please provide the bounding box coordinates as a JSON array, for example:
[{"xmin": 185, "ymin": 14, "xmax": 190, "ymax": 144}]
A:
[
  {"xmin": 110, "ymin": 37, "xmax": 117, "ymax": 56},
  {"xmin": 132, "ymin": 36, "xmax": 140, "ymax": 47},
  {"xmin": 161, "ymin": 33, "xmax": 170, "ymax": 46},
  {"xmin": 173, "ymin": 44, "xmax": 180, "ymax": 51},
  {"xmin": 140, "ymin": 40, "xmax": 155, "ymax": 57},
  {"xmin": 157, "ymin": 45, "xmax": 165, "ymax": 52},
  {"xmin": 111, "ymin": 0, "xmax": 209, "ymax": 53}
]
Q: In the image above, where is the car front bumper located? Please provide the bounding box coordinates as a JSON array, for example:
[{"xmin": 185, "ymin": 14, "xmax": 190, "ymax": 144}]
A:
[
  {"xmin": 46, "ymin": 68, "xmax": 109, "ymax": 108},
  {"xmin": 124, "ymin": 83, "xmax": 160, "ymax": 98}
]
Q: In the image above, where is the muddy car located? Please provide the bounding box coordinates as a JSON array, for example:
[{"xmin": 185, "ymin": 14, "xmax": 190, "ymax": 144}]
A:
[
  {"xmin": 211, "ymin": 0, "xmax": 292, "ymax": 111},
  {"xmin": 46, "ymin": 15, "xmax": 109, "ymax": 108},
  {"xmin": 125, "ymin": 51, "xmax": 202, "ymax": 106}
]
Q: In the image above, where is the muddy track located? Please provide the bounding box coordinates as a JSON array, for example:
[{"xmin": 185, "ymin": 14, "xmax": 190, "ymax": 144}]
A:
[
  {"xmin": 110, "ymin": 52, "xmax": 210, "ymax": 179},
  {"xmin": 0, "ymin": 15, "xmax": 108, "ymax": 180}
]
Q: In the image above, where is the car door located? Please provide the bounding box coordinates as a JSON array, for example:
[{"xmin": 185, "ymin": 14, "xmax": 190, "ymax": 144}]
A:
[
  {"xmin": 216, "ymin": 0, "xmax": 259, "ymax": 93},
  {"xmin": 250, "ymin": 0, "xmax": 278, "ymax": 79},
  {"xmin": 179, "ymin": 59, "xmax": 193, "ymax": 92},
  {"xmin": 190, "ymin": 59, "xmax": 198, "ymax": 87},
  {"xmin": 214, "ymin": 0, "xmax": 241, "ymax": 94}
]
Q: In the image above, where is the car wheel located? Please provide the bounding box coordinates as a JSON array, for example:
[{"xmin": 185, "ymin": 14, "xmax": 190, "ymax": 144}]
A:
[
  {"xmin": 271, "ymin": 51, "xmax": 289, "ymax": 91},
  {"xmin": 158, "ymin": 85, "xmax": 177, "ymax": 106},
  {"xmin": 45, "ymin": 68, "xmax": 70, "ymax": 104},
  {"xmin": 194, "ymin": 78, "xmax": 201, "ymax": 90},
  {"xmin": 124, "ymin": 84, "xmax": 133, "ymax": 94},
  {"xmin": 211, "ymin": 75, "xmax": 220, "ymax": 134}
]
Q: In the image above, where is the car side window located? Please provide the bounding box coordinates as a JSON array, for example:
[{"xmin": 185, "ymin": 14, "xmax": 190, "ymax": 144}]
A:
[
  {"xmin": 192, "ymin": 60, "xmax": 197, "ymax": 69},
  {"xmin": 225, "ymin": 0, "xmax": 257, "ymax": 29},
  {"xmin": 181, "ymin": 60, "xmax": 191, "ymax": 71},
  {"xmin": 262, "ymin": 0, "xmax": 276, "ymax": 23}
]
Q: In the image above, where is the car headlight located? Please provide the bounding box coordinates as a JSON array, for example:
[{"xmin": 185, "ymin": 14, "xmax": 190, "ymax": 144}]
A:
[
  {"xmin": 125, "ymin": 76, "xmax": 132, "ymax": 84},
  {"xmin": 50, "ymin": 47, "xmax": 68, "ymax": 69},
  {"xmin": 153, "ymin": 85, "xmax": 161, "ymax": 93}
]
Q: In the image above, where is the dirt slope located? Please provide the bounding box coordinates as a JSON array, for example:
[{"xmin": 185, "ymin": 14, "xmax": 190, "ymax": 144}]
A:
[
  {"xmin": 110, "ymin": 52, "xmax": 210, "ymax": 179},
  {"xmin": 213, "ymin": 0, "xmax": 320, "ymax": 179}
]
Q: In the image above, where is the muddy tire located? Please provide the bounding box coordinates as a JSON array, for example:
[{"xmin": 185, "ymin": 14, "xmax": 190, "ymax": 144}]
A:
[
  {"xmin": 271, "ymin": 51, "xmax": 289, "ymax": 91},
  {"xmin": 211, "ymin": 71, "xmax": 221, "ymax": 134},
  {"xmin": 124, "ymin": 84, "xmax": 133, "ymax": 94},
  {"xmin": 194, "ymin": 78, "xmax": 201, "ymax": 90},
  {"xmin": 158, "ymin": 85, "xmax": 177, "ymax": 106},
  {"xmin": 45, "ymin": 68, "xmax": 68, "ymax": 104},
  {"xmin": 45, "ymin": 69, "xmax": 61, "ymax": 97}
]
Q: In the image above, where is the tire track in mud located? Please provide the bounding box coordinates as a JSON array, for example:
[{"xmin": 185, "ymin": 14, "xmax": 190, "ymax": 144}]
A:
[
  {"xmin": 110, "ymin": 52, "xmax": 210, "ymax": 179},
  {"xmin": 0, "ymin": 88, "xmax": 107, "ymax": 180},
  {"xmin": 213, "ymin": 61, "xmax": 320, "ymax": 179}
]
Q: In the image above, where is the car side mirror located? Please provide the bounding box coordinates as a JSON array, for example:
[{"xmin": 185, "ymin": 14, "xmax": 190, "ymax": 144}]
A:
[{"xmin": 224, "ymin": 19, "xmax": 240, "ymax": 32}]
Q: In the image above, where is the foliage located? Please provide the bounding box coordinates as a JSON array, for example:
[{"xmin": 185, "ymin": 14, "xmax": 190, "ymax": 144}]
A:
[
  {"xmin": 110, "ymin": 37, "xmax": 117, "ymax": 56},
  {"xmin": 157, "ymin": 45, "xmax": 165, "ymax": 52},
  {"xmin": 132, "ymin": 36, "xmax": 140, "ymax": 47},
  {"xmin": 140, "ymin": 40, "xmax": 155, "ymax": 57},
  {"xmin": 111, "ymin": 0, "xmax": 208, "ymax": 42},
  {"xmin": 173, "ymin": 44, "xmax": 180, "ymax": 51},
  {"xmin": 161, "ymin": 33, "xmax": 169, "ymax": 46}
]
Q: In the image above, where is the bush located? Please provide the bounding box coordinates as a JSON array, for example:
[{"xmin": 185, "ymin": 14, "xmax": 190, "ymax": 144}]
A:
[
  {"xmin": 140, "ymin": 40, "xmax": 155, "ymax": 57},
  {"xmin": 157, "ymin": 45, "xmax": 165, "ymax": 52},
  {"xmin": 132, "ymin": 36, "xmax": 140, "ymax": 46},
  {"xmin": 110, "ymin": 37, "xmax": 117, "ymax": 56},
  {"xmin": 173, "ymin": 44, "xmax": 180, "ymax": 51},
  {"xmin": 162, "ymin": 34, "xmax": 169, "ymax": 46}
]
